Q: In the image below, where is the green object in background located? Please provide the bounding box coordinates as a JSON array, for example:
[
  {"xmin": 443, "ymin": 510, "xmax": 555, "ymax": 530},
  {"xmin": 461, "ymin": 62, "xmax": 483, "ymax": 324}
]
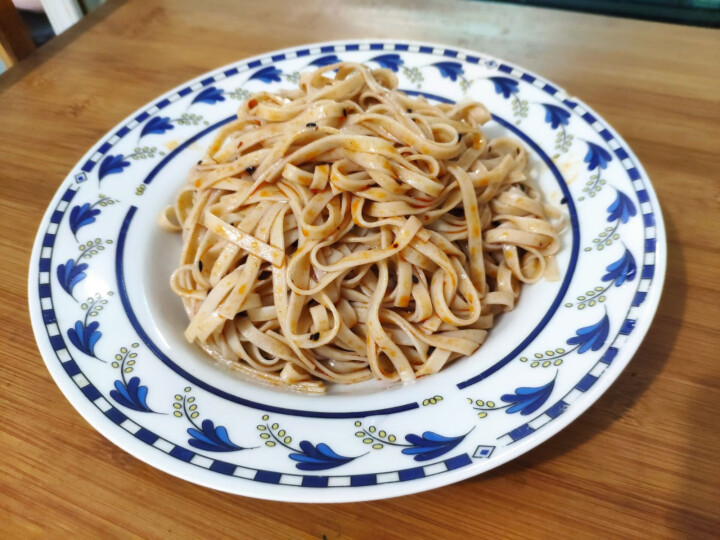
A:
[
  {"xmin": 479, "ymin": 0, "xmax": 720, "ymax": 26},
  {"xmin": 80, "ymin": 0, "xmax": 106, "ymax": 11}
]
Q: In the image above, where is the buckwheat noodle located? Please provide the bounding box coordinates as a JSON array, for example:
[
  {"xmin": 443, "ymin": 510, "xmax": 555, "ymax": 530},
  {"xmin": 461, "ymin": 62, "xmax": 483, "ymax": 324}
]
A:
[{"xmin": 160, "ymin": 62, "xmax": 563, "ymax": 393}]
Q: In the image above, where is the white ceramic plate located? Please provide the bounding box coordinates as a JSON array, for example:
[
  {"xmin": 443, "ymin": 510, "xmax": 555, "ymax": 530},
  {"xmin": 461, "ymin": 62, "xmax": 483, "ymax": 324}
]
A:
[{"xmin": 28, "ymin": 40, "xmax": 665, "ymax": 502}]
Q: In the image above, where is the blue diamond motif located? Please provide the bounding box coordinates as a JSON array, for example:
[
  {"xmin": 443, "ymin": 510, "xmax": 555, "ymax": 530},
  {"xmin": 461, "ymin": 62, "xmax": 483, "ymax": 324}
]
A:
[
  {"xmin": 74, "ymin": 172, "xmax": 87, "ymax": 184},
  {"xmin": 473, "ymin": 445, "xmax": 495, "ymax": 459}
]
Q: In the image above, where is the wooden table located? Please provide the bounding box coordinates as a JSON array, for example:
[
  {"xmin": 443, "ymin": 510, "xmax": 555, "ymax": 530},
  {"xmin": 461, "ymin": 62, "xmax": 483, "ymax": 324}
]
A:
[{"xmin": 2, "ymin": 0, "xmax": 718, "ymax": 536}]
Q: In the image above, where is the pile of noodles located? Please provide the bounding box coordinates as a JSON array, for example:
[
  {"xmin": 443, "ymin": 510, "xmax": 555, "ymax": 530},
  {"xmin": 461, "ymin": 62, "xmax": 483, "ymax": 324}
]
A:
[{"xmin": 160, "ymin": 62, "xmax": 562, "ymax": 393}]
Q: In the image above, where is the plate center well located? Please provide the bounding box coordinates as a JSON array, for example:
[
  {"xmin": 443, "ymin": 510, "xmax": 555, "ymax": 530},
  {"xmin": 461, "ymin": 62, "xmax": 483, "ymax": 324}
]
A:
[{"xmin": 116, "ymin": 114, "xmax": 575, "ymax": 410}]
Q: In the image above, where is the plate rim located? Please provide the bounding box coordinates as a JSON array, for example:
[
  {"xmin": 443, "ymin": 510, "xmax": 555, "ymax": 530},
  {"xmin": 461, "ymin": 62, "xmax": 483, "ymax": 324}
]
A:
[{"xmin": 28, "ymin": 38, "xmax": 667, "ymax": 502}]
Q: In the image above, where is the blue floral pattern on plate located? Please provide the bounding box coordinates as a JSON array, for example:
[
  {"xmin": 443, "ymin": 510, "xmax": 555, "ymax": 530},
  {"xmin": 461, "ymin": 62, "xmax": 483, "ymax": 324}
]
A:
[
  {"xmin": 368, "ymin": 53, "xmax": 404, "ymax": 72},
  {"xmin": 191, "ymin": 86, "xmax": 226, "ymax": 106},
  {"xmin": 175, "ymin": 388, "xmax": 251, "ymax": 452},
  {"xmin": 471, "ymin": 376, "xmax": 556, "ymax": 418}
]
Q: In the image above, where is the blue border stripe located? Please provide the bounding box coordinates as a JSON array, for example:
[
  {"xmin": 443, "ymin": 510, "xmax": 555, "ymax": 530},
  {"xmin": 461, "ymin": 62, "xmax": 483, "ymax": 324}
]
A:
[
  {"xmin": 575, "ymin": 374, "xmax": 598, "ymax": 392},
  {"xmin": 49, "ymin": 335, "xmax": 65, "ymax": 350},
  {"xmin": 255, "ymin": 470, "xmax": 282, "ymax": 484},
  {"xmin": 443, "ymin": 50, "xmax": 458, "ymax": 58},
  {"xmin": 135, "ymin": 427, "xmax": 159, "ymax": 445},
  {"xmin": 63, "ymin": 359, "xmax": 81, "ymax": 376},
  {"xmin": 445, "ymin": 454, "xmax": 472, "ymax": 471},
  {"xmin": 545, "ymin": 400, "xmax": 568, "ymax": 419},
  {"xmin": 351, "ymin": 474, "xmax": 377, "ymax": 487},
  {"xmin": 600, "ymin": 347, "xmax": 619, "ymax": 365},
  {"xmin": 81, "ymin": 384, "xmax": 101, "ymax": 401},
  {"xmin": 248, "ymin": 60, "xmax": 262, "ymax": 68},
  {"xmin": 643, "ymin": 213, "xmax": 655, "ymax": 227},
  {"xmin": 508, "ymin": 424, "xmax": 535, "ymax": 442},
  {"xmin": 614, "ymin": 147, "xmax": 629, "ymax": 160},
  {"xmin": 302, "ymin": 475, "xmax": 329, "ymax": 488},
  {"xmin": 642, "ymin": 265, "xmax": 655, "ymax": 279},
  {"xmin": 419, "ymin": 46, "xmax": 433, "ymax": 54},
  {"xmin": 39, "ymin": 284, "xmax": 51, "ymax": 298},
  {"xmin": 498, "ymin": 63, "xmax": 512, "ymax": 74},
  {"xmin": 105, "ymin": 407, "xmax": 127, "ymax": 425},
  {"xmin": 209, "ymin": 460, "xmax": 236, "ymax": 476},
  {"xmin": 169, "ymin": 446, "xmax": 195, "ymax": 462},
  {"xmin": 632, "ymin": 291, "xmax": 647, "ymax": 307},
  {"xmin": 394, "ymin": 44, "xmax": 409, "ymax": 51},
  {"xmin": 42, "ymin": 309, "xmax": 55, "ymax": 324},
  {"xmin": 520, "ymin": 73, "xmax": 535, "ymax": 83},
  {"xmin": 61, "ymin": 187, "xmax": 76, "ymax": 202},
  {"xmin": 370, "ymin": 43, "xmax": 384, "ymax": 50},
  {"xmin": 39, "ymin": 258, "xmax": 51, "ymax": 272},
  {"xmin": 398, "ymin": 466, "xmax": 425, "ymax": 481},
  {"xmin": 645, "ymin": 238, "xmax": 656, "ymax": 252},
  {"xmin": 619, "ymin": 319, "xmax": 636, "ymax": 335}
]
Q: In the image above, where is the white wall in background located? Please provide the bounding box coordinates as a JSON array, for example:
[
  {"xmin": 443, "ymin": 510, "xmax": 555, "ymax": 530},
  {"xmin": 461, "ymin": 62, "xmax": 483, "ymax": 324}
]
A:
[{"xmin": 40, "ymin": 0, "xmax": 83, "ymax": 34}]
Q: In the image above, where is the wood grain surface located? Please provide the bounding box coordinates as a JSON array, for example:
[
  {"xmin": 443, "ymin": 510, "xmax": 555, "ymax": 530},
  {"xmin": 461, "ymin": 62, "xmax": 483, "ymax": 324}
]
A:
[{"xmin": 1, "ymin": 0, "xmax": 719, "ymax": 537}]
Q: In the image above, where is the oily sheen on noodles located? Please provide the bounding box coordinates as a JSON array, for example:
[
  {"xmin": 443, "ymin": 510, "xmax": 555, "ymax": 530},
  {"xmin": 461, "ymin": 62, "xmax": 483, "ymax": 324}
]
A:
[{"xmin": 160, "ymin": 62, "xmax": 562, "ymax": 393}]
